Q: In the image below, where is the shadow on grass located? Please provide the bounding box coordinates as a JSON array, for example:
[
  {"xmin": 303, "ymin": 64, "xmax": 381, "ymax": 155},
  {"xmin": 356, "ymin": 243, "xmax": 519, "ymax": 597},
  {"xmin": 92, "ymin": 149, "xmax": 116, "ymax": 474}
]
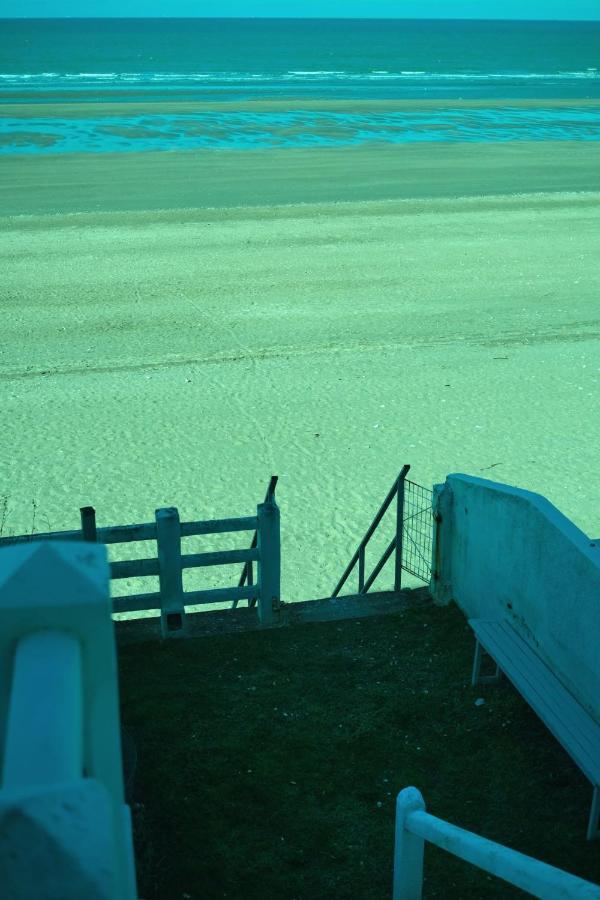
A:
[{"xmin": 117, "ymin": 599, "xmax": 599, "ymax": 900}]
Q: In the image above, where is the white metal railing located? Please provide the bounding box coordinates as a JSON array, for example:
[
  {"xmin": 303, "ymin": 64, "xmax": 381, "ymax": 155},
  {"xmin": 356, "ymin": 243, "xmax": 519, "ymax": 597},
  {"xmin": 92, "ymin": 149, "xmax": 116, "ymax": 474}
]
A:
[
  {"xmin": 0, "ymin": 540, "xmax": 138, "ymax": 899},
  {"xmin": 393, "ymin": 787, "xmax": 600, "ymax": 899}
]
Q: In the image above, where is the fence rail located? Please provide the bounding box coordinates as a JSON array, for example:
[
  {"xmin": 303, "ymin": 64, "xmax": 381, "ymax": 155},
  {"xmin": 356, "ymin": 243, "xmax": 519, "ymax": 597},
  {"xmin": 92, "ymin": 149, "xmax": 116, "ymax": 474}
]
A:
[
  {"xmin": 0, "ymin": 480, "xmax": 279, "ymax": 636},
  {"xmin": 394, "ymin": 787, "xmax": 600, "ymax": 899},
  {"xmin": 0, "ymin": 514, "xmax": 259, "ymax": 547},
  {"xmin": 110, "ymin": 547, "xmax": 260, "ymax": 580},
  {"xmin": 112, "ymin": 584, "xmax": 259, "ymax": 616}
]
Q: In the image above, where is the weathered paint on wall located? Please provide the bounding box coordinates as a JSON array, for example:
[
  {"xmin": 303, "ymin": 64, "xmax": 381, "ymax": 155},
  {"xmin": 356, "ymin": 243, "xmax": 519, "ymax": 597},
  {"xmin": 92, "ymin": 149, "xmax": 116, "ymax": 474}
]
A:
[
  {"xmin": 0, "ymin": 541, "xmax": 137, "ymax": 899},
  {"xmin": 430, "ymin": 474, "xmax": 600, "ymax": 723}
]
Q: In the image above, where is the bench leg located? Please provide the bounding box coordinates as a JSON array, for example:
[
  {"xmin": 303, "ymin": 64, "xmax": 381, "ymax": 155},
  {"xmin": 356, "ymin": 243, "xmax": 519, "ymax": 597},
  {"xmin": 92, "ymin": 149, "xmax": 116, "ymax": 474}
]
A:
[
  {"xmin": 471, "ymin": 640, "xmax": 501, "ymax": 687},
  {"xmin": 587, "ymin": 786, "xmax": 600, "ymax": 841},
  {"xmin": 471, "ymin": 640, "xmax": 483, "ymax": 686}
]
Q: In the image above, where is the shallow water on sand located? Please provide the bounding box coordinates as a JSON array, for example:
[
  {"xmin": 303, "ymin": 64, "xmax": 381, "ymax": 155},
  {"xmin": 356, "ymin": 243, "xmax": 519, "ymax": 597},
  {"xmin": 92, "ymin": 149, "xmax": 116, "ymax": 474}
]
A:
[{"xmin": 2, "ymin": 103, "xmax": 600, "ymax": 154}]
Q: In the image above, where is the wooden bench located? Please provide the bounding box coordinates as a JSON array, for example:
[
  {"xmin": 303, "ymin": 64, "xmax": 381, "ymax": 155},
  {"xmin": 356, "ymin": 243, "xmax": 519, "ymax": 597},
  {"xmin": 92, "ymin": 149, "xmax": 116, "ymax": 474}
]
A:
[{"xmin": 469, "ymin": 618, "xmax": 600, "ymax": 841}]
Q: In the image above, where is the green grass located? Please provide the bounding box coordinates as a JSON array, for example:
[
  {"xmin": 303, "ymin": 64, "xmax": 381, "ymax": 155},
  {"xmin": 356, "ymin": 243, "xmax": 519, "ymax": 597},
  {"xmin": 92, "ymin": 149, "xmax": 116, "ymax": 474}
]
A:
[{"xmin": 117, "ymin": 599, "xmax": 600, "ymax": 899}]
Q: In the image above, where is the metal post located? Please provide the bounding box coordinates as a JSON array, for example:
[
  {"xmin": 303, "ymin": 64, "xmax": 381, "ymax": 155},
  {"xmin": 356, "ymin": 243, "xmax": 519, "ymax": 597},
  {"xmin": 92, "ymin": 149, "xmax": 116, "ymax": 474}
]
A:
[
  {"xmin": 155, "ymin": 507, "xmax": 186, "ymax": 638},
  {"xmin": 257, "ymin": 499, "xmax": 280, "ymax": 625},
  {"xmin": 472, "ymin": 641, "xmax": 482, "ymax": 686},
  {"xmin": 80, "ymin": 506, "xmax": 97, "ymax": 542},
  {"xmin": 393, "ymin": 787, "xmax": 426, "ymax": 900},
  {"xmin": 358, "ymin": 545, "xmax": 365, "ymax": 592},
  {"xmin": 395, "ymin": 467, "xmax": 409, "ymax": 593},
  {"xmin": 588, "ymin": 787, "xmax": 600, "ymax": 841},
  {"xmin": 246, "ymin": 561, "xmax": 257, "ymax": 610}
]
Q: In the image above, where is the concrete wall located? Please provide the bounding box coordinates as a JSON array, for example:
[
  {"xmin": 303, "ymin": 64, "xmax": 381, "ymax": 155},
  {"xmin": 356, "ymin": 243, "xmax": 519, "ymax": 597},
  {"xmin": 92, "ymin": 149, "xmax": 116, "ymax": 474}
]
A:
[
  {"xmin": 0, "ymin": 541, "xmax": 138, "ymax": 899},
  {"xmin": 430, "ymin": 474, "xmax": 600, "ymax": 723}
]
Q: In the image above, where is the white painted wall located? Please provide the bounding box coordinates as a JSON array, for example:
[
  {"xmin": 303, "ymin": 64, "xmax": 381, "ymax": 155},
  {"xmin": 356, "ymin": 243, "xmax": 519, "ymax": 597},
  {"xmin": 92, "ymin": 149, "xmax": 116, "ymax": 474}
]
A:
[
  {"xmin": 430, "ymin": 474, "xmax": 600, "ymax": 723},
  {"xmin": 0, "ymin": 541, "xmax": 138, "ymax": 899}
]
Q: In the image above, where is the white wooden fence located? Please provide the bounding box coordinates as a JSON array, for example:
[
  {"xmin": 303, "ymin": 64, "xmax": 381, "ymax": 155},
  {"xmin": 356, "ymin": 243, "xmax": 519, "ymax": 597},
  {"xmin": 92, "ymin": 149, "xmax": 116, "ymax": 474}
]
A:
[
  {"xmin": 0, "ymin": 492, "xmax": 281, "ymax": 636},
  {"xmin": 394, "ymin": 787, "xmax": 600, "ymax": 899}
]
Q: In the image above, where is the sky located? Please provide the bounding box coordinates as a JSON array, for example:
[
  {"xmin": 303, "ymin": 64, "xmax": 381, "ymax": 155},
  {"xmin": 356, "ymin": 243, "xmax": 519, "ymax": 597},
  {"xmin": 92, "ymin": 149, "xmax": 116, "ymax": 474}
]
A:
[{"xmin": 4, "ymin": 1, "xmax": 600, "ymax": 19}]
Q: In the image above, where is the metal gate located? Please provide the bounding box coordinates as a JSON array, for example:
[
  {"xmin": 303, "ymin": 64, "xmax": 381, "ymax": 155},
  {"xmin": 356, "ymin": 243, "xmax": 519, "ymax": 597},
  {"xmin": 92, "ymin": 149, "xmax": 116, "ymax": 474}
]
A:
[{"xmin": 402, "ymin": 479, "xmax": 434, "ymax": 583}]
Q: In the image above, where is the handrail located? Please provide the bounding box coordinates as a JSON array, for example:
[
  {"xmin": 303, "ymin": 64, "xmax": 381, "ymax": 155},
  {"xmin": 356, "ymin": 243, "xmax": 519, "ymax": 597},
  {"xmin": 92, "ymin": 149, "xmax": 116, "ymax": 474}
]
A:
[
  {"xmin": 233, "ymin": 475, "xmax": 278, "ymax": 609},
  {"xmin": 332, "ymin": 464, "xmax": 410, "ymax": 598},
  {"xmin": 394, "ymin": 787, "xmax": 600, "ymax": 899}
]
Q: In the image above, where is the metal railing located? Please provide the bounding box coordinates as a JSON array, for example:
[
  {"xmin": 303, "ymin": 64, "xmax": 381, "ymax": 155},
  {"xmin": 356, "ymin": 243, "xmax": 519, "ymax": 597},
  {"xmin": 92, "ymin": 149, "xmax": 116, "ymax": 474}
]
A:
[
  {"xmin": 332, "ymin": 465, "xmax": 434, "ymax": 599},
  {"xmin": 394, "ymin": 787, "xmax": 600, "ymax": 899},
  {"xmin": 332, "ymin": 465, "xmax": 410, "ymax": 598}
]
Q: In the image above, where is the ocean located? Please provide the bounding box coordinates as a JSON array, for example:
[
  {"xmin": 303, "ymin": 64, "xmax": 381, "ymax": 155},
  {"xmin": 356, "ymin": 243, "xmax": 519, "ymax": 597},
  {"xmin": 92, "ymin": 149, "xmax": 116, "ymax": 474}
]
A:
[
  {"xmin": 1, "ymin": 17, "xmax": 600, "ymax": 154},
  {"xmin": 2, "ymin": 17, "xmax": 600, "ymax": 98}
]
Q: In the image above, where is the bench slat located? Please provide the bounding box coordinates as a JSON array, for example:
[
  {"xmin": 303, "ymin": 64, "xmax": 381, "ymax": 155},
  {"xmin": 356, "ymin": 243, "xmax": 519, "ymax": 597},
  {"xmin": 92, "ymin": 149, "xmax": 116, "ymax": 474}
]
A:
[
  {"xmin": 472, "ymin": 620, "xmax": 600, "ymax": 778},
  {"xmin": 474, "ymin": 621, "xmax": 600, "ymax": 754},
  {"xmin": 474, "ymin": 621, "xmax": 600, "ymax": 756},
  {"xmin": 470, "ymin": 619, "xmax": 600, "ymax": 785}
]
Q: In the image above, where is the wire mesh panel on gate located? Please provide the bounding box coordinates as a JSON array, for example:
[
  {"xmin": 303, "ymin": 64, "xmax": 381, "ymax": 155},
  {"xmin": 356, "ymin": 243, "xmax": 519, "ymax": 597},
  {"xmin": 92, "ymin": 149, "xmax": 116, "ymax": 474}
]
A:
[{"xmin": 402, "ymin": 480, "xmax": 434, "ymax": 583}]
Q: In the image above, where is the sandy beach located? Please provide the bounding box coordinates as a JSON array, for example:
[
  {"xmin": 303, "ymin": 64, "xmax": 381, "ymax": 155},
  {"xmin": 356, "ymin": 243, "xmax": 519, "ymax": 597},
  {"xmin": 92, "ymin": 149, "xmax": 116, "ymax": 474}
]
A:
[{"xmin": 1, "ymin": 118, "xmax": 599, "ymax": 606}]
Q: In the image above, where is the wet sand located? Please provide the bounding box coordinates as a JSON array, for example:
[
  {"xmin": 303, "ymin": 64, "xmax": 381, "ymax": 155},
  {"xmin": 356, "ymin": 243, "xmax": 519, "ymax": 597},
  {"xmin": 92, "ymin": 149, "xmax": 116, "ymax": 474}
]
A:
[
  {"xmin": 3, "ymin": 140, "xmax": 600, "ymax": 216},
  {"xmin": 5, "ymin": 95, "xmax": 600, "ymax": 118}
]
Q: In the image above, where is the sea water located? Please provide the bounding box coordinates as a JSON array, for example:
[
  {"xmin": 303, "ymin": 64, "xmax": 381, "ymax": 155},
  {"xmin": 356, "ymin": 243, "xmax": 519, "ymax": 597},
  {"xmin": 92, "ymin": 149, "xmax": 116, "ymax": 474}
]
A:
[{"xmin": 1, "ymin": 17, "xmax": 599, "ymax": 153}]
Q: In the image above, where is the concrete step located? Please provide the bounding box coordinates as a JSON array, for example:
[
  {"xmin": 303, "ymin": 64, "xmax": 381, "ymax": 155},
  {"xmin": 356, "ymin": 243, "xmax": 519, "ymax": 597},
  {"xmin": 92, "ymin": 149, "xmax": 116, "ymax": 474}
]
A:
[{"xmin": 115, "ymin": 586, "xmax": 432, "ymax": 644}]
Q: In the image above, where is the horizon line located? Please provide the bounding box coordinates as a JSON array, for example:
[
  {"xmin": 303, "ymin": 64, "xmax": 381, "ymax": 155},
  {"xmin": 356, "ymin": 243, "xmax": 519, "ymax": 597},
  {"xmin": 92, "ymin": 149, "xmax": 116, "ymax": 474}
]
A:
[{"xmin": 2, "ymin": 15, "xmax": 600, "ymax": 22}]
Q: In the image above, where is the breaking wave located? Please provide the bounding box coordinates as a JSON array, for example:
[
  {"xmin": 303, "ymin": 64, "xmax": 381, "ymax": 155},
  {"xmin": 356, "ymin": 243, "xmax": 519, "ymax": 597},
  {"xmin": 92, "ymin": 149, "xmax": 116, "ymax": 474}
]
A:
[{"xmin": 1, "ymin": 68, "xmax": 599, "ymax": 87}]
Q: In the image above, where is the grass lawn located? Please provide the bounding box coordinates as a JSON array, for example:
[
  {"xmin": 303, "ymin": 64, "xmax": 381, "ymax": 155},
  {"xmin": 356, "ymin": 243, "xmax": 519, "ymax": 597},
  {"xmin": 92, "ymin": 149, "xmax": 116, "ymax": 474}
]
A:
[{"xmin": 117, "ymin": 598, "xmax": 600, "ymax": 899}]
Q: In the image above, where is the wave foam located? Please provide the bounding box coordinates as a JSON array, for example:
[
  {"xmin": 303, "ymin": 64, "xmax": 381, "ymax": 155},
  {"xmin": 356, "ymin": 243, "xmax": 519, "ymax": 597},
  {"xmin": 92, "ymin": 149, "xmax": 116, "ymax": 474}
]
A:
[{"xmin": 1, "ymin": 69, "xmax": 600, "ymax": 86}]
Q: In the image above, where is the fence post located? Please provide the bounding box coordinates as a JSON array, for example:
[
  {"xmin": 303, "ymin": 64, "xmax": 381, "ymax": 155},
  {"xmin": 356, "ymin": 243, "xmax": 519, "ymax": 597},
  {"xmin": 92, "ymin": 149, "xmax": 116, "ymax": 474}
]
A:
[
  {"xmin": 257, "ymin": 499, "xmax": 280, "ymax": 625},
  {"xmin": 394, "ymin": 466, "xmax": 409, "ymax": 593},
  {"xmin": 393, "ymin": 787, "xmax": 426, "ymax": 900},
  {"xmin": 80, "ymin": 506, "xmax": 97, "ymax": 542},
  {"xmin": 155, "ymin": 507, "xmax": 187, "ymax": 638}
]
